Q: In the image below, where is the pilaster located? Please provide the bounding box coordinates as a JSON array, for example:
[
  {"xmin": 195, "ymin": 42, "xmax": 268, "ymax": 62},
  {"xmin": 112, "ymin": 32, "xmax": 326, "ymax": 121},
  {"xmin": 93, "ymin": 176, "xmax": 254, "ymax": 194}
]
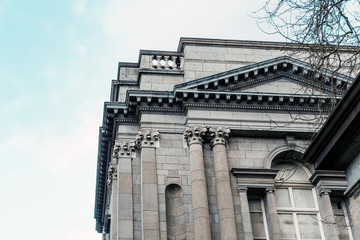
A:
[
  {"xmin": 113, "ymin": 140, "xmax": 136, "ymax": 240},
  {"xmin": 310, "ymin": 170, "xmax": 347, "ymax": 240},
  {"xmin": 137, "ymin": 130, "xmax": 160, "ymax": 240},
  {"xmin": 108, "ymin": 161, "xmax": 118, "ymax": 240}
]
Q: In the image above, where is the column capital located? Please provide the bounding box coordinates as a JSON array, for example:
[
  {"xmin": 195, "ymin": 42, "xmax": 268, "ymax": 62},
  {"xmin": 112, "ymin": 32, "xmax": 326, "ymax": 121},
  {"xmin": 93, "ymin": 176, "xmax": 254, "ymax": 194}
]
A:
[
  {"xmin": 319, "ymin": 187, "xmax": 332, "ymax": 197},
  {"xmin": 113, "ymin": 140, "xmax": 136, "ymax": 158},
  {"xmin": 183, "ymin": 126, "xmax": 207, "ymax": 145},
  {"xmin": 237, "ymin": 186, "xmax": 248, "ymax": 193},
  {"xmin": 208, "ymin": 127, "xmax": 230, "ymax": 146},
  {"xmin": 265, "ymin": 187, "xmax": 275, "ymax": 194},
  {"xmin": 107, "ymin": 163, "xmax": 117, "ymax": 189},
  {"xmin": 102, "ymin": 226, "xmax": 106, "ymax": 240},
  {"xmin": 136, "ymin": 129, "xmax": 160, "ymax": 148}
]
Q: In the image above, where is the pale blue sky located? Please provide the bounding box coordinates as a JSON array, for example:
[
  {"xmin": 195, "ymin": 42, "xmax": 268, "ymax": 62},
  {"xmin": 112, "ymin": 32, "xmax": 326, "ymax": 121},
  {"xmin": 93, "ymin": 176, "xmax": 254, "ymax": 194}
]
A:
[{"xmin": 0, "ymin": 0, "xmax": 283, "ymax": 239}]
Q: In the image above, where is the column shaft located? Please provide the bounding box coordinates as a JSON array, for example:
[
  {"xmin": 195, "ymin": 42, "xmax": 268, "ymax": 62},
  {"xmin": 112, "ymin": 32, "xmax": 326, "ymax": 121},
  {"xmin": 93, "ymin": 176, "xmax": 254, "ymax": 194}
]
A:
[
  {"xmin": 213, "ymin": 143, "xmax": 237, "ymax": 239},
  {"xmin": 320, "ymin": 191, "xmax": 340, "ymax": 240},
  {"xmin": 265, "ymin": 189, "xmax": 281, "ymax": 240},
  {"xmin": 188, "ymin": 142, "xmax": 211, "ymax": 240},
  {"xmin": 238, "ymin": 188, "xmax": 254, "ymax": 240}
]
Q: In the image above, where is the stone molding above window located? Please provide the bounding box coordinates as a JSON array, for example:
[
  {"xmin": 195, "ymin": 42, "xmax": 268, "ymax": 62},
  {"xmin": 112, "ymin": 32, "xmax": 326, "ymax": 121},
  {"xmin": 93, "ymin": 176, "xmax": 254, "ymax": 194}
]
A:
[
  {"xmin": 231, "ymin": 168, "xmax": 279, "ymax": 190},
  {"xmin": 310, "ymin": 170, "xmax": 348, "ymax": 196}
]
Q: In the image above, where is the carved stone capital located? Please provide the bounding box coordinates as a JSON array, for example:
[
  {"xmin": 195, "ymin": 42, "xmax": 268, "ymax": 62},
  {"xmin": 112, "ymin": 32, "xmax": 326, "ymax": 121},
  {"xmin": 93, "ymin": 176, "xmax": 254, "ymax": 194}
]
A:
[
  {"xmin": 136, "ymin": 129, "xmax": 160, "ymax": 148},
  {"xmin": 265, "ymin": 187, "xmax": 275, "ymax": 194},
  {"xmin": 107, "ymin": 163, "xmax": 117, "ymax": 189},
  {"xmin": 208, "ymin": 127, "xmax": 230, "ymax": 146},
  {"xmin": 183, "ymin": 126, "xmax": 207, "ymax": 145},
  {"xmin": 113, "ymin": 140, "xmax": 136, "ymax": 158},
  {"xmin": 237, "ymin": 186, "xmax": 248, "ymax": 193},
  {"xmin": 102, "ymin": 226, "xmax": 106, "ymax": 240},
  {"xmin": 319, "ymin": 187, "xmax": 332, "ymax": 197}
]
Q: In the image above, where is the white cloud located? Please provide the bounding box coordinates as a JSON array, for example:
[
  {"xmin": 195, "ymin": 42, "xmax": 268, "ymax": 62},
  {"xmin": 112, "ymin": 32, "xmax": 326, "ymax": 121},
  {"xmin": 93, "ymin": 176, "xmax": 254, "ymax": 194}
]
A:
[
  {"xmin": 73, "ymin": 44, "xmax": 88, "ymax": 58},
  {"xmin": 71, "ymin": 0, "xmax": 88, "ymax": 17}
]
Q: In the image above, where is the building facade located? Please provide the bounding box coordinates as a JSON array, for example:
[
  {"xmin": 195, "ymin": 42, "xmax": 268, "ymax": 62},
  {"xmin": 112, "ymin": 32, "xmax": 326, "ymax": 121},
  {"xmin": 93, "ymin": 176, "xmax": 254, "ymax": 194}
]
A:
[{"xmin": 94, "ymin": 38, "xmax": 359, "ymax": 239}]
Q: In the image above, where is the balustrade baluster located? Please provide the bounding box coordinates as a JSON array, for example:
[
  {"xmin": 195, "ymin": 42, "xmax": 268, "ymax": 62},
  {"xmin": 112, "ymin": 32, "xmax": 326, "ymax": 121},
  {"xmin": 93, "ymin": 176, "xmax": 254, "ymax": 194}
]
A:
[
  {"xmin": 164, "ymin": 56, "xmax": 169, "ymax": 69},
  {"xmin": 156, "ymin": 55, "xmax": 162, "ymax": 69}
]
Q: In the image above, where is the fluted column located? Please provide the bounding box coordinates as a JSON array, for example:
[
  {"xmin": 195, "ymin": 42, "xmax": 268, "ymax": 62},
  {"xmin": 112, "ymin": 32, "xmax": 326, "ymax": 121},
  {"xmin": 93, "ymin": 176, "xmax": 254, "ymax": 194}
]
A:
[
  {"xmin": 183, "ymin": 126, "xmax": 211, "ymax": 240},
  {"xmin": 107, "ymin": 162, "xmax": 118, "ymax": 240},
  {"xmin": 113, "ymin": 140, "xmax": 136, "ymax": 240},
  {"xmin": 137, "ymin": 130, "xmax": 160, "ymax": 240},
  {"xmin": 209, "ymin": 127, "xmax": 237, "ymax": 240},
  {"xmin": 238, "ymin": 187, "xmax": 254, "ymax": 240},
  {"xmin": 265, "ymin": 188, "xmax": 281, "ymax": 240},
  {"xmin": 319, "ymin": 188, "xmax": 340, "ymax": 240}
]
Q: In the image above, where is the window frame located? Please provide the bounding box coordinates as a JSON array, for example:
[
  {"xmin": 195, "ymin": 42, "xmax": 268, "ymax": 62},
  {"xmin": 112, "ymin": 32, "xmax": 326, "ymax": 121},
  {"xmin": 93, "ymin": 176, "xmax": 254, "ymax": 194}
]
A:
[{"xmin": 273, "ymin": 161, "xmax": 326, "ymax": 240}]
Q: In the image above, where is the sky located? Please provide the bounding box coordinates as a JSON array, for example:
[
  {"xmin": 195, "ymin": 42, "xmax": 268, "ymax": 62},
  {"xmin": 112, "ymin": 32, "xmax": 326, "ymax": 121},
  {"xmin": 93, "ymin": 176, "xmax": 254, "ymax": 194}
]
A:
[{"xmin": 0, "ymin": 0, "xmax": 283, "ymax": 239}]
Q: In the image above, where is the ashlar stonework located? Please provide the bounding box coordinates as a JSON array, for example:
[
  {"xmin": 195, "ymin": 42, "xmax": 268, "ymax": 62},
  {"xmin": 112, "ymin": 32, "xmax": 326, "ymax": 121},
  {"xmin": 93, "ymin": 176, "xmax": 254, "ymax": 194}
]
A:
[{"xmin": 95, "ymin": 38, "xmax": 359, "ymax": 240}]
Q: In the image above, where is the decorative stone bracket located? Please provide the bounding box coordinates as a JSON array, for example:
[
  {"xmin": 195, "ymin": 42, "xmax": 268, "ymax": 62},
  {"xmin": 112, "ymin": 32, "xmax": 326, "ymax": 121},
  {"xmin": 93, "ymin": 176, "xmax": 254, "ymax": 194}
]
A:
[
  {"xmin": 136, "ymin": 129, "xmax": 160, "ymax": 148},
  {"xmin": 310, "ymin": 170, "xmax": 348, "ymax": 197}
]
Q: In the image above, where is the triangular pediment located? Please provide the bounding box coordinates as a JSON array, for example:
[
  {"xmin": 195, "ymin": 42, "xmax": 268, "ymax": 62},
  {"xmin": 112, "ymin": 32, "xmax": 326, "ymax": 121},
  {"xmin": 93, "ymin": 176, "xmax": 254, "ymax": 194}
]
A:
[
  {"xmin": 227, "ymin": 74, "xmax": 326, "ymax": 95},
  {"xmin": 175, "ymin": 56, "xmax": 352, "ymax": 95}
]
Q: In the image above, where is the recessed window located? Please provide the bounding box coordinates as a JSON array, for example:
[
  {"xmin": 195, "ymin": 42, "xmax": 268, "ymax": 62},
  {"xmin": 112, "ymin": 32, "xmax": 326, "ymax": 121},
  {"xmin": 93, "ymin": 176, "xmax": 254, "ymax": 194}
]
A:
[
  {"xmin": 272, "ymin": 161, "xmax": 324, "ymax": 240},
  {"xmin": 248, "ymin": 197, "xmax": 269, "ymax": 240}
]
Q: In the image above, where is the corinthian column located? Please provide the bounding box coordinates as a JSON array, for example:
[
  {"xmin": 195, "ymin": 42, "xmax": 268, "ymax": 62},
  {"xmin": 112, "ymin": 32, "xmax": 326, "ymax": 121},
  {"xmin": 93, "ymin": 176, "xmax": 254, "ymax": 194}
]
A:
[
  {"xmin": 183, "ymin": 126, "xmax": 211, "ymax": 240},
  {"xmin": 209, "ymin": 127, "xmax": 237, "ymax": 240}
]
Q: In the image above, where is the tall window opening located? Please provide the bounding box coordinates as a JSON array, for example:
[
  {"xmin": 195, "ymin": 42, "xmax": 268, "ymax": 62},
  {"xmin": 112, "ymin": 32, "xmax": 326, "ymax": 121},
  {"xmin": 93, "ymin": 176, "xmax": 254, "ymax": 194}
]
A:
[
  {"xmin": 165, "ymin": 184, "xmax": 185, "ymax": 240},
  {"xmin": 248, "ymin": 196, "xmax": 269, "ymax": 240},
  {"xmin": 272, "ymin": 160, "xmax": 324, "ymax": 240}
]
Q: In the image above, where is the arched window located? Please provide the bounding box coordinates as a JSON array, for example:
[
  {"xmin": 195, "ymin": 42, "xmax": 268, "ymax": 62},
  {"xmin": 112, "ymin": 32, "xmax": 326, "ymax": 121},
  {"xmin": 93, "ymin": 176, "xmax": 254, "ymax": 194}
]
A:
[{"xmin": 272, "ymin": 160, "xmax": 324, "ymax": 240}]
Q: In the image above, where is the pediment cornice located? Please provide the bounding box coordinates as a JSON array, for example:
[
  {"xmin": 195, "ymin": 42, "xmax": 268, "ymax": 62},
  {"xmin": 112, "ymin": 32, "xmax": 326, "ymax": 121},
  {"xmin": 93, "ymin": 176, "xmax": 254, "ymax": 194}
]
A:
[{"xmin": 174, "ymin": 56, "xmax": 352, "ymax": 92}]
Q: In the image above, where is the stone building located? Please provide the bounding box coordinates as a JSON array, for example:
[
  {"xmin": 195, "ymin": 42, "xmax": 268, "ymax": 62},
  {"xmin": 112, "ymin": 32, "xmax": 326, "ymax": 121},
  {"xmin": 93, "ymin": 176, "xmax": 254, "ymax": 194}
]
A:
[{"xmin": 94, "ymin": 38, "xmax": 359, "ymax": 239}]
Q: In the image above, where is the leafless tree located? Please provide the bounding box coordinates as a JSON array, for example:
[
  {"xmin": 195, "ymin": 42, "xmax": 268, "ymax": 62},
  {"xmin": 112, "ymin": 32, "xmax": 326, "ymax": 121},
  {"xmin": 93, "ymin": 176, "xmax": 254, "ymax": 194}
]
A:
[
  {"xmin": 255, "ymin": 0, "xmax": 360, "ymax": 81},
  {"xmin": 253, "ymin": 0, "xmax": 360, "ymax": 138}
]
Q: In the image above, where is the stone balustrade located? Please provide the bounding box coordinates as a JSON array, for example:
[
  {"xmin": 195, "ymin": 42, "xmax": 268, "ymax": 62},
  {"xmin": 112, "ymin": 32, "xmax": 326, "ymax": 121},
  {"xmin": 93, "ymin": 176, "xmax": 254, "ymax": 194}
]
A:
[{"xmin": 151, "ymin": 54, "xmax": 184, "ymax": 70}]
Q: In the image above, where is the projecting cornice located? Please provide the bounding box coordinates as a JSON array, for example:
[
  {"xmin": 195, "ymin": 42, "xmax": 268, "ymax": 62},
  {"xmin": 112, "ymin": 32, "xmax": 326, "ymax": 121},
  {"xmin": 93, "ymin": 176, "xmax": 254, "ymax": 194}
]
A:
[
  {"xmin": 174, "ymin": 56, "xmax": 352, "ymax": 91},
  {"xmin": 177, "ymin": 37, "xmax": 360, "ymax": 53}
]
